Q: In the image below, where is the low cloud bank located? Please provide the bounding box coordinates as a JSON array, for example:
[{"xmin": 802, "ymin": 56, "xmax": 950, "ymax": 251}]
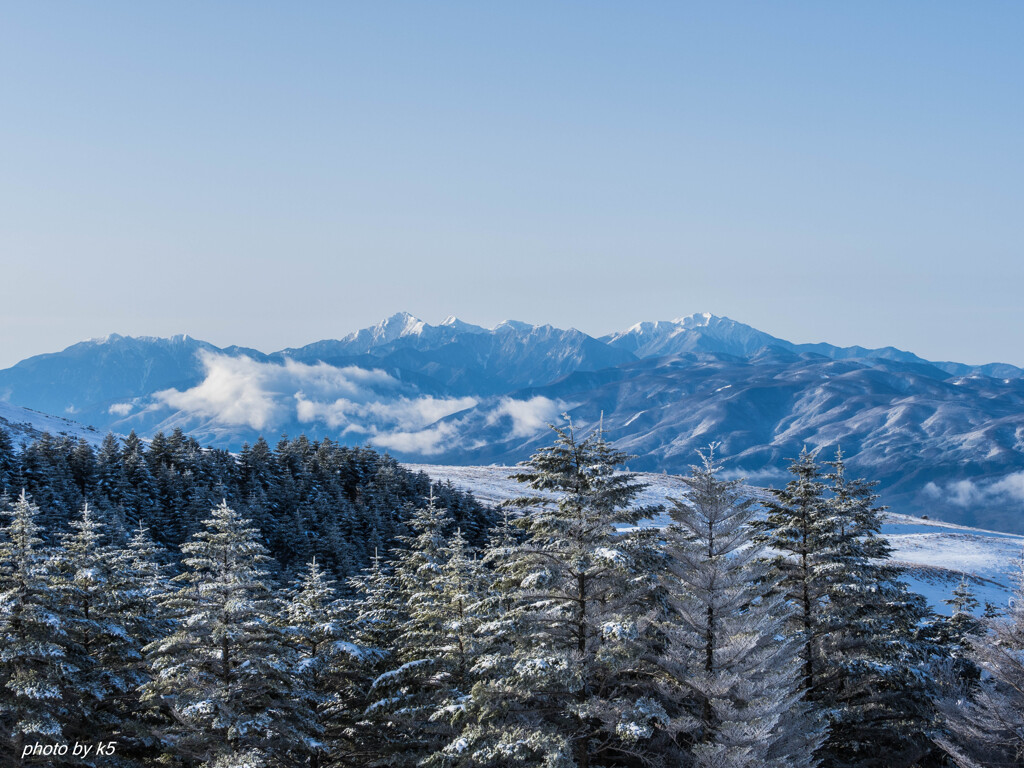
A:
[
  {"xmin": 485, "ymin": 396, "xmax": 566, "ymax": 438},
  {"xmin": 154, "ymin": 352, "xmax": 476, "ymax": 445},
  {"xmin": 151, "ymin": 352, "xmax": 566, "ymax": 455},
  {"xmin": 923, "ymin": 471, "xmax": 1024, "ymax": 508}
]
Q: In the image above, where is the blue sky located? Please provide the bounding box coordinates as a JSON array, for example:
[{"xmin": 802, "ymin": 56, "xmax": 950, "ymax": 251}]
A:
[{"xmin": 1, "ymin": 2, "xmax": 1022, "ymax": 368}]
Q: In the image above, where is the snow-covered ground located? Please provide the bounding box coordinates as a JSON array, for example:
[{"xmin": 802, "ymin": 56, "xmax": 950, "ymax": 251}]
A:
[
  {"xmin": 407, "ymin": 463, "xmax": 1024, "ymax": 616},
  {"xmin": 0, "ymin": 401, "xmax": 107, "ymax": 447}
]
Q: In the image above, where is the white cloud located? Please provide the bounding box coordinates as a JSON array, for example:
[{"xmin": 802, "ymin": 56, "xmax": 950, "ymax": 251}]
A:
[
  {"xmin": 485, "ymin": 396, "xmax": 566, "ymax": 439},
  {"xmin": 295, "ymin": 392, "xmax": 476, "ymax": 431},
  {"xmin": 989, "ymin": 472, "xmax": 1024, "ymax": 502},
  {"xmin": 370, "ymin": 422, "xmax": 461, "ymax": 456},
  {"xmin": 153, "ymin": 351, "xmax": 477, "ymax": 443},
  {"xmin": 155, "ymin": 353, "xmax": 286, "ymax": 430},
  {"xmin": 922, "ymin": 471, "xmax": 1024, "ymax": 508},
  {"xmin": 947, "ymin": 479, "xmax": 983, "ymax": 508},
  {"xmin": 108, "ymin": 402, "xmax": 134, "ymax": 416}
]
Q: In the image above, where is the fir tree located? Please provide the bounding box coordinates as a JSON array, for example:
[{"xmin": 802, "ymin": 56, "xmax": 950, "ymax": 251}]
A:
[
  {"xmin": 370, "ymin": 493, "xmax": 490, "ymax": 767},
  {"xmin": 758, "ymin": 448, "xmax": 835, "ymax": 697},
  {"xmin": 658, "ymin": 449, "xmax": 823, "ymax": 768},
  {"xmin": 331, "ymin": 552, "xmax": 407, "ymax": 767},
  {"xmin": 935, "ymin": 577, "xmax": 984, "ymax": 689},
  {"xmin": 108, "ymin": 523, "xmax": 177, "ymax": 764},
  {"xmin": 0, "ymin": 492, "xmax": 70, "ymax": 758},
  {"xmin": 282, "ymin": 558, "xmax": 349, "ymax": 768},
  {"xmin": 760, "ymin": 449, "xmax": 937, "ymax": 767},
  {"xmin": 818, "ymin": 451, "xmax": 936, "ymax": 768},
  {"xmin": 51, "ymin": 503, "xmax": 146, "ymax": 762},
  {"xmin": 364, "ymin": 492, "xmax": 454, "ymax": 765},
  {"xmin": 0, "ymin": 428, "xmax": 21, "ymax": 495},
  {"xmin": 449, "ymin": 423, "xmax": 664, "ymax": 768},
  {"xmin": 936, "ymin": 558, "xmax": 1024, "ymax": 767},
  {"xmin": 142, "ymin": 501, "xmax": 316, "ymax": 766}
]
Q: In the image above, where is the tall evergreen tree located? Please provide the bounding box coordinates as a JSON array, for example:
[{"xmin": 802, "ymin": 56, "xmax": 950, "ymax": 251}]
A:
[
  {"xmin": 937, "ymin": 559, "xmax": 1024, "ymax": 768},
  {"xmin": 658, "ymin": 449, "xmax": 822, "ymax": 768},
  {"xmin": 51, "ymin": 503, "xmax": 146, "ymax": 762},
  {"xmin": 364, "ymin": 492, "xmax": 454, "ymax": 766},
  {"xmin": 935, "ymin": 578, "xmax": 984, "ymax": 688},
  {"xmin": 819, "ymin": 451, "xmax": 936, "ymax": 768},
  {"xmin": 95, "ymin": 432, "xmax": 125, "ymax": 508},
  {"xmin": 331, "ymin": 552, "xmax": 407, "ymax": 767},
  {"xmin": 142, "ymin": 501, "xmax": 315, "ymax": 767},
  {"xmin": 758, "ymin": 448, "xmax": 836, "ymax": 697},
  {"xmin": 759, "ymin": 449, "xmax": 936, "ymax": 768},
  {"xmin": 0, "ymin": 492, "xmax": 70, "ymax": 758},
  {"xmin": 370, "ymin": 493, "xmax": 490, "ymax": 767},
  {"xmin": 282, "ymin": 558, "xmax": 349, "ymax": 768},
  {"xmin": 108, "ymin": 523, "xmax": 177, "ymax": 764},
  {"xmin": 449, "ymin": 423, "xmax": 664, "ymax": 768},
  {"xmin": 0, "ymin": 428, "xmax": 21, "ymax": 494}
]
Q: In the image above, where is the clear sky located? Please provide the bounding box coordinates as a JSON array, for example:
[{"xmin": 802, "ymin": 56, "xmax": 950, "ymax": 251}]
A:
[{"xmin": 1, "ymin": 2, "xmax": 1022, "ymax": 369}]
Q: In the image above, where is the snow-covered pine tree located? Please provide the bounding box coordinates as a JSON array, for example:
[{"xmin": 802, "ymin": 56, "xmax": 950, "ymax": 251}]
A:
[
  {"xmin": 0, "ymin": 491, "xmax": 71, "ymax": 758},
  {"xmin": 120, "ymin": 431, "xmax": 159, "ymax": 528},
  {"xmin": 817, "ymin": 451, "xmax": 935, "ymax": 768},
  {"xmin": 142, "ymin": 501, "xmax": 316, "ymax": 767},
  {"xmin": 428, "ymin": 508, "xmax": 522, "ymax": 767},
  {"xmin": 423, "ymin": 528, "xmax": 488, "ymax": 737},
  {"xmin": 282, "ymin": 557, "xmax": 349, "ymax": 768},
  {"xmin": 0, "ymin": 428, "xmax": 21, "ymax": 494},
  {"xmin": 116, "ymin": 522, "xmax": 176, "ymax": 641},
  {"xmin": 107, "ymin": 523, "xmax": 177, "ymax": 764},
  {"xmin": 936, "ymin": 578, "xmax": 984, "ymax": 688},
  {"xmin": 445, "ymin": 422, "xmax": 664, "ymax": 768},
  {"xmin": 369, "ymin": 497, "xmax": 489, "ymax": 767},
  {"xmin": 658, "ymin": 448, "xmax": 823, "ymax": 768},
  {"xmin": 936, "ymin": 558, "xmax": 1024, "ymax": 768},
  {"xmin": 69, "ymin": 438, "xmax": 97, "ymax": 498},
  {"xmin": 51, "ymin": 503, "xmax": 147, "ymax": 763},
  {"xmin": 362, "ymin": 491, "xmax": 476, "ymax": 766},
  {"xmin": 757, "ymin": 448, "xmax": 836, "ymax": 698},
  {"xmin": 94, "ymin": 433, "xmax": 126, "ymax": 516},
  {"xmin": 19, "ymin": 433, "xmax": 81, "ymax": 532},
  {"xmin": 326, "ymin": 550, "xmax": 407, "ymax": 767}
]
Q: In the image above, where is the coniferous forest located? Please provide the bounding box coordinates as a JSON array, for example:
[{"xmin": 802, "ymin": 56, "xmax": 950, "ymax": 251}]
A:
[{"xmin": 0, "ymin": 425, "xmax": 1022, "ymax": 767}]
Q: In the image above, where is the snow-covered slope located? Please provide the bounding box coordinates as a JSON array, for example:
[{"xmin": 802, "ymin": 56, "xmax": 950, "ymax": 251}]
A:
[
  {"xmin": 0, "ymin": 401, "xmax": 107, "ymax": 447},
  {"xmin": 408, "ymin": 463, "xmax": 1024, "ymax": 615}
]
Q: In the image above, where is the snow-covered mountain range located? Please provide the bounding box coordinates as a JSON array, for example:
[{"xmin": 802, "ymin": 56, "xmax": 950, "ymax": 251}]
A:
[{"xmin": 3, "ymin": 312, "xmax": 1024, "ymax": 531}]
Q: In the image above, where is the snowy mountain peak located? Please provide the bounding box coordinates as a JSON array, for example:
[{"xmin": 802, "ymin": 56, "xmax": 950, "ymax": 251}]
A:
[
  {"xmin": 84, "ymin": 332, "xmax": 198, "ymax": 348},
  {"xmin": 493, "ymin": 319, "xmax": 537, "ymax": 333},
  {"xmin": 439, "ymin": 316, "xmax": 488, "ymax": 334},
  {"xmin": 670, "ymin": 312, "xmax": 718, "ymax": 328},
  {"xmin": 613, "ymin": 313, "xmax": 726, "ymax": 343},
  {"xmin": 602, "ymin": 314, "xmax": 781, "ymax": 358},
  {"xmin": 92, "ymin": 332, "xmax": 125, "ymax": 344},
  {"xmin": 339, "ymin": 312, "xmax": 427, "ymax": 346},
  {"xmin": 379, "ymin": 311, "xmax": 425, "ymax": 338}
]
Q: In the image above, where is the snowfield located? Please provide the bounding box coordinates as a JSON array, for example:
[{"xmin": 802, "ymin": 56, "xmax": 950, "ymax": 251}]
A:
[
  {"xmin": 407, "ymin": 463, "xmax": 1024, "ymax": 615},
  {"xmin": 0, "ymin": 401, "xmax": 107, "ymax": 447}
]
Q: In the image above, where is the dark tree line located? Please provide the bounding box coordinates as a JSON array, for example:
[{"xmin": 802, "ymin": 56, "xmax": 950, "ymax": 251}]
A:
[{"xmin": 0, "ymin": 426, "xmax": 494, "ymax": 581}]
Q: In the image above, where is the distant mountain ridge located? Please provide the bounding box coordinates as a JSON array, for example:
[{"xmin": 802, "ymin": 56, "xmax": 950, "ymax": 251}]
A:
[{"xmin": 3, "ymin": 312, "xmax": 1024, "ymax": 531}]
